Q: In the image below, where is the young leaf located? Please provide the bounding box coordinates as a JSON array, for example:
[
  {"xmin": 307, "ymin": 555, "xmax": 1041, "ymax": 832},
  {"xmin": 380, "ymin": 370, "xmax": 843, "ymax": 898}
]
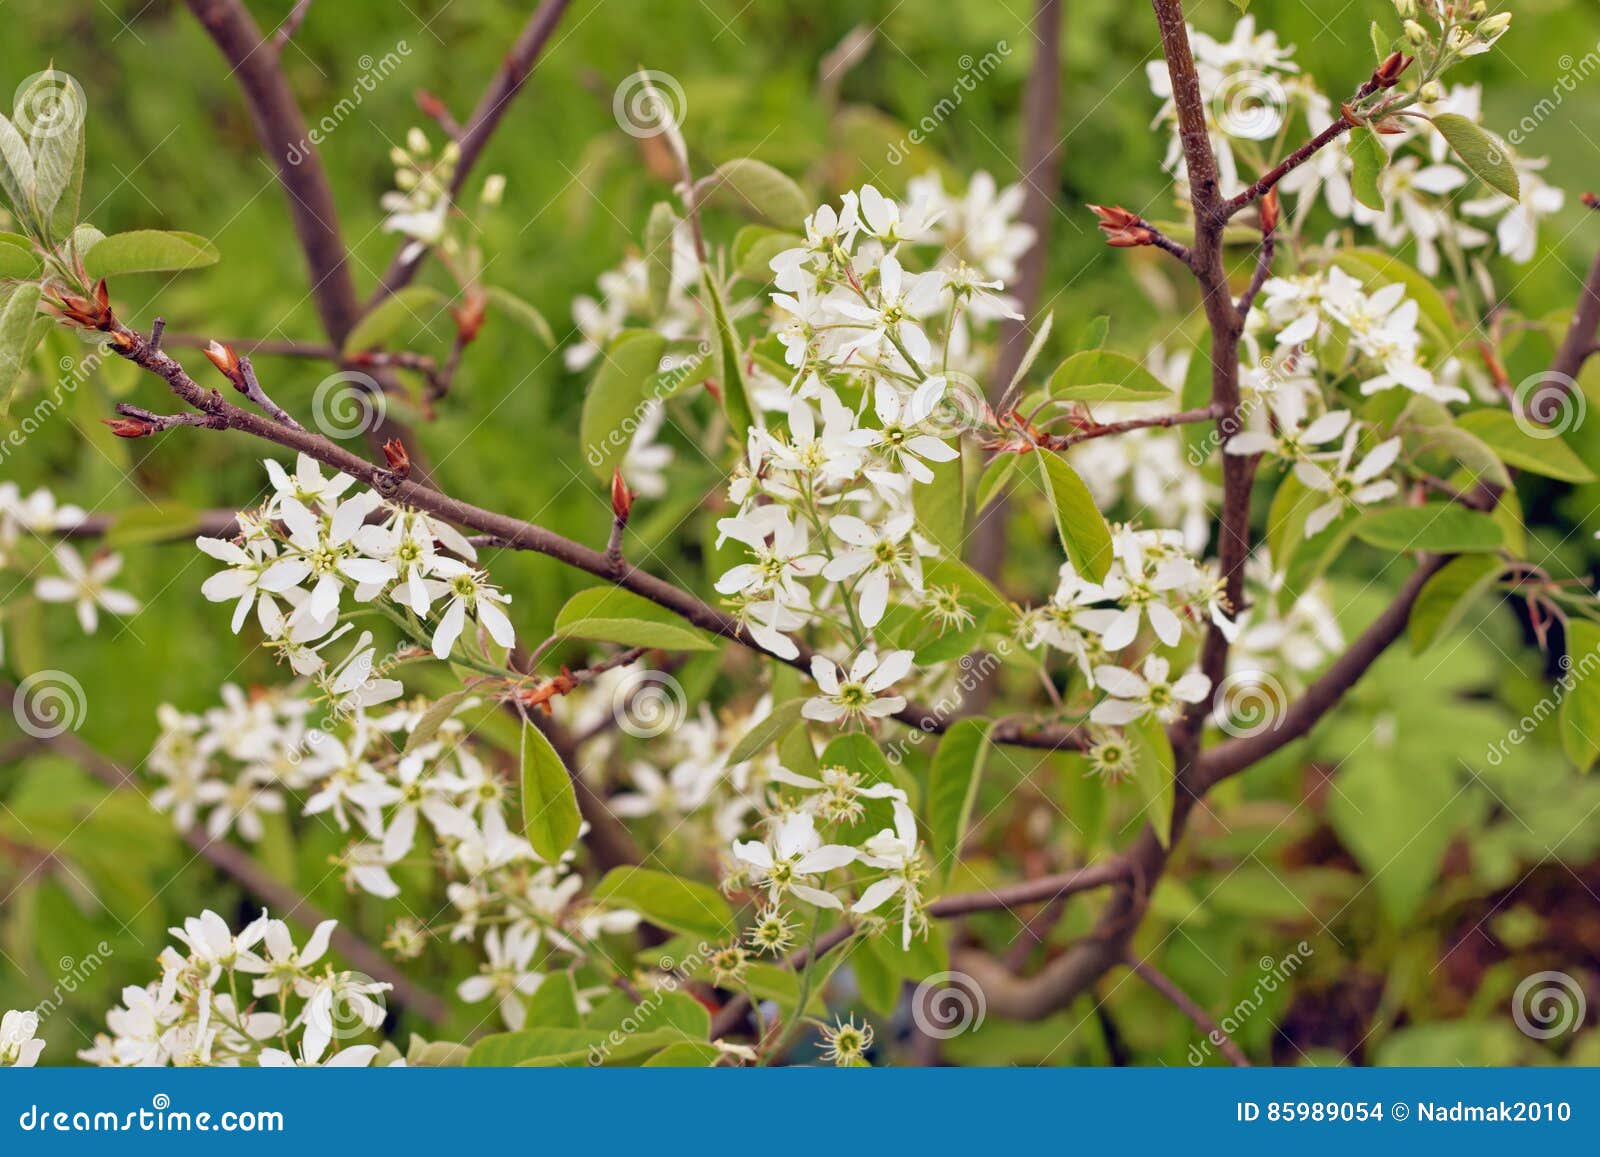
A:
[
  {"xmin": 484, "ymin": 286, "xmax": 554, "ymax": 347},
  {"xmin": 1347, "ymin": 125, "xmax": 1386, "ymax": 212},
  {"xmin": 0, "ymin": 233, "xmax": 41, "ymax": 280},
  {"xmin": 731, "ymin": 225, "xmax": 799, "ymax": 283},
  {"xmin": 1037, "ymin": 452, "xmax": 1113, "ymax": 582},
  {"xmin": 1351, "ymin": 503, "xmax": 1505, "ymax": 554},
  {"xmin": 643, "ymin": 201, "xmax": 679, "ymax": 318},
  {"xmin": 520, "ymin": 721, "xmax": 582, "ymax": 862},
  {"xmin": 1408, "ymin": 554, "xmax": 1506, "ymax": 654},
  {"xmin": 915, "ymin": 448, "xmax": 966, "ymax": 558},
  {"xmin": 1456, "ymin": 409, "xmax": 1595, "ymax": 483},
  {"xmin": 1003, "ymin": 312, "xmax": 1052, "ymax": 397},
  {"xmin": 699, "ymin": 158, "xmax": 808, "ymax": 228},
  {"xmin": 553, "ymin": 586, "xmax": 718, "ymax": 652},
  {"xmin": 701, "ymin": 270, "xmax": 754, "ymax": 437},
  {"xmin": 726, "ymin": 697, "xmax": 809, "ymax": 765},
  {"xmin": 81, "ymin": 230, "xmax": 220, "ymax": 278},
  {"xmin": 22, "ymin": 70, "xmax": 83, "ymax": 235},
  {"xmin": 1048, "ymin": 349, "xmax": 1170, "ymax": 403},
  {"xmin": 926, "ymin": 717, "xmax": 992, "ymax": 884},
  {"xmin": 0, "ymin": 283, "xmax": 42, "ymax": 404},
  {"xmin": 403, "ymin": 689, "xmax": 472, "ymax": 754},
  {"xmin": 1560, "ymin": 621, "xmax": 1600, "ymax": 773},
  {"xmin": 592, "ymin": 866, "xmax": 735, "ymax": 939},
  {"xmin": 1430, "ymin": 113, "xmax": 1519, "ymax": 201},
  {"xmin": 579, "ymin": 329, "xmax": 669, "ymax": 480},
  {"xmin": 1128, "ymin": 716, "xmax": 1175, "ymax": 848},
  {"xmin": 0, "ymin": 115, "xmax": 36, "ymax": 224},
  {"xmin": 341, "ymin": 285, "xmax": 448, "ymax": 356}
]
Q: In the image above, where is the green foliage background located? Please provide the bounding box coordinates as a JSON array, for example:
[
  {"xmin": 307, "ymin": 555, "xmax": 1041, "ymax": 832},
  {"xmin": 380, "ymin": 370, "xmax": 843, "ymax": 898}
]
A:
[{"xmin": 2, "ymin": 0, "xmax": 1600, "ymax": 1066}]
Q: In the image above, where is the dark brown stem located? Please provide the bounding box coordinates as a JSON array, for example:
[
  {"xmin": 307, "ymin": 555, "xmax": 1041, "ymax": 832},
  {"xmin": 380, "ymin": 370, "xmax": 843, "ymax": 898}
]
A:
[
  {"xmin": 367, "ymin": 0, "xmax": 574, "ymax": 305},
  {"xmin": 1550, "ymin": 248, "xmax": 1600, "ymax": 384},
  {"xmin": 1125, "ymin": 957, "xmax": 1250, "ymax": 1066}
]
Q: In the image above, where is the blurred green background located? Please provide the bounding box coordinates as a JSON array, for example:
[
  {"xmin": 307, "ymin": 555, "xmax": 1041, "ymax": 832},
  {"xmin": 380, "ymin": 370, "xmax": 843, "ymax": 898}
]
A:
[{"xmin": 3, "ymin": 0, "xmax": 1600, "ymax": 1065}]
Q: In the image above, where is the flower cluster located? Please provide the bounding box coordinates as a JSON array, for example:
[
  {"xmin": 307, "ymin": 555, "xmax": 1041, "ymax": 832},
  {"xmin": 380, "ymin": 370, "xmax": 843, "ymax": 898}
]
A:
[
  {"xmin": 147, "ymin": 682, "xmax": 639, "ymax": 1030},
  {"xmin": 80, "ymin": 910, "xmax": 391, "ymax": 1067},
  {"xmin": 195, "ymin": 454, "xmax": 515, "ymax": 693}
]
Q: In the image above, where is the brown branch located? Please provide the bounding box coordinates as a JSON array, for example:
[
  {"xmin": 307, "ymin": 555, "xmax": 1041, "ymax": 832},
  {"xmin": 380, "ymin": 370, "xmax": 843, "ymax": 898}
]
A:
[
  {"xmin": 270, "ymin": 0, "xmax": 314, "ymax": 52},
  {"xmin": 100, "ymin": 317, "xmax": 1086, "ymax": 755},
  {"xmin": 367, "ymin": 0, "xmax": 574, "ymax": 306},
  {"xmin": 5, "ymin": 686, "xmax": 447, "ymax": 1023},
  {"xmin": 1125, "ymin": 957, "xmax": 1250, "ymax": 1066},
  {"xmin": 1550, "ymin": 247, "xmax": 1600, "ymax": 385}
]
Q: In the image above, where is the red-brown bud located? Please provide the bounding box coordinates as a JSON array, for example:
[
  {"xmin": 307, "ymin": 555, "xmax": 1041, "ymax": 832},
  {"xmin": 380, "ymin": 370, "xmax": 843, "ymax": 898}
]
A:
[
  {"xmin": 1088, "ymin": 203, "xmax": 1156, "ymax": 248},
  {"xmin": 415, "ymin": 89, "xmax": 450, "ymax": 121},
  {"xmin": 44, "ymin": 283, "xmax": 114, "ymax": 330},
  {"xmin": 204, "ymin": 340, "xmax": 244, "ymax": 384},
  {"xmin": 104, "ymin": 416, "xmax": 156, "ymax": 438},
  {"xmin": 1375, "ymin": 51, "xmax": 1414, "ymax": 87},
  {"xmin": 381, "ymin": 437, "xmax": 411, "ymax": 477},
  {"xmin": 1260, "ymin": 188, "xmax": 1281, "ymax": 235},
  {"xmin": 452, "ymin": 290, "xmax": 488, "ymax": 344},
  {"xmin": 1583, "ymin": 192, "xmax": 1600, "ymax": 211},
  {"xmin": 610, "ymin": 468, "xmax": 633, "ymax": 522}
]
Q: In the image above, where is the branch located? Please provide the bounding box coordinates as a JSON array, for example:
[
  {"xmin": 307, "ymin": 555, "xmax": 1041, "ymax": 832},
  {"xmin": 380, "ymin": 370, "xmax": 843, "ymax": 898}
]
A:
[
  {"xmin": 1125, "ymin": 957, "xmax": 1250, "ymax": 1066},
  {"xmin": 367, "ymin": 0, "xmax": 574, "ymax": 306},
  {"xmin": 100, "ymin": 317, "xmax": 1086, "ymax": 754},
  {"xmin": 6, "ymin": 686, "xmax": 447, "ymax": 1023},
  {"xmin": 1550, "ymin": 245, "xmax": 1600, "ymax": 384}
]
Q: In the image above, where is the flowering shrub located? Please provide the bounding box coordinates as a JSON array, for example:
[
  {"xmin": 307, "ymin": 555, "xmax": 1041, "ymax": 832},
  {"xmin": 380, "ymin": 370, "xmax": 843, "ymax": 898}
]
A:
[{"xmin": 3, "ymin": 0, "xmax": 1600, "ymax": 1069}]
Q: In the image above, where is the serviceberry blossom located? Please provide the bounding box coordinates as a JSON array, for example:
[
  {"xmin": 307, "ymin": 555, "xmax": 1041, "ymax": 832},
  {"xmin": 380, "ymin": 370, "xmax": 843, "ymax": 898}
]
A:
[{"xmin": 804, "ymin": 649, "xmax": 914, "ymax": 724}]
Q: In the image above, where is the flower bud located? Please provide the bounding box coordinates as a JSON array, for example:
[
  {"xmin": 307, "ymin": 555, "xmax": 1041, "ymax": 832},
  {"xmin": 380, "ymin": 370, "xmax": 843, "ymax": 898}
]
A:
[
  {"xmin": 203, "ymin": 340, "xmax": 244, "ymax": 384},
  {"xmin": 452, "ymin": 290, "xmax": 488, "ymax": 344},
  {"xmin": 1419, "ymin": 80, "xmax": 1442, "ymax": 103},
  {"xmin": 406, "ymin": 126, "xmax": 429, "ymax": 154},
  {"xmin": 1259, "ymin": 188, "xmax": 1280, "ymax": 235},
  {"xmin": 1582, "ymin": 192, "xmax": 1599, "ymax": 211},
  {"xmin": 381, "ymin": 437, "xmax": 411, "ymax": 478},
  {"xmin": 104, "ymin": 416, "xmax": 156, "ymax": 438},
  {"xmin": 1393, "ymin": 0, "xmax": 1417, "ymax": 17},
  {"xmin": 1478, "ymin": 12, "xmax": 1510, "ymax": 39},
  {"xmin": 1403, "ymin": 19, "xmax": 1428, "ymax": 44},
  {"xmin": 611, "ymin": 468, "xmax": 633, "ymax": 522}
]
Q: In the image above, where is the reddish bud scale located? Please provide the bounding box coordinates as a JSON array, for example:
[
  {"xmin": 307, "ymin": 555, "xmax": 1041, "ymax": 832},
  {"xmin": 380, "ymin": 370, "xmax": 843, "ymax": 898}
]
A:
[
  {"xmin": 382, "ymin": 437, "xmax": 412, "ymax": 477},
  {"xmin": 452, "ymin": 290, "xmax": 488, "ymax": 343},
  {"xmin": 610, "ymin": 469, "xmax": 634, "ymax": 521},
  {"xmin": 104, "ymin": 416, "xmax": 156, "ymax": 438}
]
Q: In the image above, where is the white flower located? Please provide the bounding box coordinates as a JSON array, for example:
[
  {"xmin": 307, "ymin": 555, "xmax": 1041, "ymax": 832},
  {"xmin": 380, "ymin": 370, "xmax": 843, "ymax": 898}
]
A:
[
  {"xmin": 1225, "ymin": 399, "xmax": 1351, "ymax": 461},
  {"xmin": 240, "ymin": 918, "xmax": 336, "ymax": 999},
  {"xmin": 836, "ymin": 254, "xmax": 941, "ymax": 365},
  {"xmin": 621, "ymin": 401, "xmax": 675, "ymax": 499},
  {"xmin": 457, "ymin": 924, "xmax": 544, "ymax": 1029},
  {"xmin": 259, "ymin": 1038, "xmax": 380, "ymax": 1068},
  {"xmin": 264, "ymin": 453, "xmax": 355, "ymax": 510},
  {"xmin": 1090, "ymin": 655, "xmax": 1210, "ymax": 726},
  {"xmin": 860, "ymin": 381, "xmax": 960, "ymax": 487},
  {"xmin": 820, "ymin": 511, "xmax": 921, "ymax": 627},
  {"xmin": 731, "ymin": 811, "xmax": 857, "ymax": 908},
  {"xmin": 852, "ymin": 799, "xmax": 925, "ymax": 949},
  {"xmin": 0, "ymin": 1010, "xmax": 44, "ymax": 1067},
  {"xmin": 424, "ymin": 559, "xmax": 515, "ymax": 660},
  {"xmin": 804, "ymin": 648, "xmax": 913, "ymax": 724},
  {"xmin": 35, "ymin": 544, "xmax": 140, "ymax": 633},
  {"xmin": 1292, "ymin": 427, "xmax": 1401, "ymax": 536}
]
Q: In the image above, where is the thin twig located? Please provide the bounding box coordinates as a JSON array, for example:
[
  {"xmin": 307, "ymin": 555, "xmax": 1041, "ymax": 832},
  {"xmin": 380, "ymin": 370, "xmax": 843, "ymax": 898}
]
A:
[{"xmin": 1125, "ymin": 957, "xmax": 1250, "ymax": 1066}]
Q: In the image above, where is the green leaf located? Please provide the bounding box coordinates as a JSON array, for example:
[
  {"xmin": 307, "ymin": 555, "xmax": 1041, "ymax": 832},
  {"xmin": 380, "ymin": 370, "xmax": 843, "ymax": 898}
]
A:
[
  {"xmin": 1456, "ymin": 409, "xmax": 1595, "ymax": 483},
  {"xmin": 915, "ymin": 447, "xmax": 965, "ymax": 557},
  {"xmin": 1128, "ymin": 716, "xmax": 1175, "ymax": 848},
  {"xmin": 579, "ymin": 329, "xmax": 669, "ymax": 481},
  {"xmin": 642, "ymin": 1041, "xmax": 722, "ymax": 1066},
  {"xmin": 702, "ymin": 271, "xmax": 754, "ymax": 438},
  {"xmin": 1347, "ymin": 125, "xmax": 1386, "ymax": 212},
  {"xmin": 926, "ymin": 718, "xmax": 991, "ymax": 884},
  {"xmin": 521, "ymin": 972, "xmax": 582, "ymax": 1029},
  {"xmin": 0, "ymin": 283, "xmax": 42, "ymax": 403},
  {"xmin": 974, "ymin": 454, "xmax": 1018, "ymax": 513},
  {"xmin": 1351, "ymin": 503, "xmax": 1505, "ymax": 554},
  {"xmin": 699, "ymin": 158, "xmax": 808, "ymax": 228},
  {"xmin": 1047, "ymin": 350, "xmax": 1171, "ymax": 404},
  {"xmin": 81, "ymin": 230, "xmax": 220, "ymax": 279},
  {"xmin": 484, "ymin": 286, "xmax": 554, "ymax": 347},
  {"xmin": 643, "ymin": 202, "xmax": 679, "ymax": 318},
  {"xmin": 553, "ymin": 585, "xmax": 718, "ymax": 652},
  {"xmin": 1408, "ymin": 555, "xmax": 1507, "ymax": 654},
  {"xmin": 727, "ymin": 697, "xmax": 809, "ymax": 765},
  {"xmin": 520, "ymin": 722, "xmax": 581, "ymax": 862},
  {"xmin": 1560, "ymin": 621, "xmax": 1600, "ymax": 774},
  {"xmin": 1037, "ymin": 452, "xmax": 1113, "ymax": 582},
  {"xmin": 0, "ymin": 232, "xmax": 41, "ymax": 279},
  {"xmin": 0, "ymin": 115, "xmax": 36, "ymax": 224},
  {"xmin": 467, "ymin": 1026, "xmax": 689, "ymax": 1067},
  {"xmin": 22, "ymin": 70, "xmax": 84, "ymax": 236},
  {"xmin": 731, "ymin": 225, "xmax": 800, "ymax": 283},
  {"xmin": 403, "ymin": 689, "xmax": 471, "ymax": 755},
  {"xmin": 1003, "ymin": 312, "xmax": 1052, "ymax": 397},
  {"xmin": 341, "ymin": 286, "xmax": 447, "ymax": 356},
  {"xmin": 1430, "ymin": 113, "xmax": 1519, "ymax": 201},
  {"xmin": 592, "ymin": 866, "xmax": 735, "ymax": 940}
]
